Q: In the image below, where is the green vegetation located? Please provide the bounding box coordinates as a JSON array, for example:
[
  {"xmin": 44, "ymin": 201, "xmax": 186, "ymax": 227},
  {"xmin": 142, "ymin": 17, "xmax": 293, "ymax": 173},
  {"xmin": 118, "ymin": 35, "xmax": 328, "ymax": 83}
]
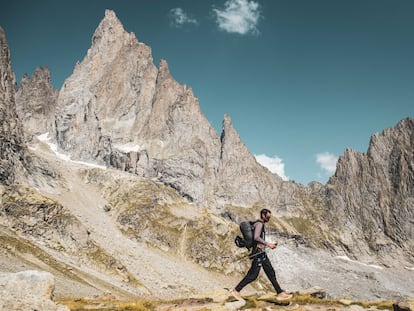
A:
[
  {"xmin": 58, "ymin": 297, "xmax": 156, "ymax": 311},
  {"xmin": 284, "ymin": 217, "xmax": 318, "ymax": 238},
  {"xmin": 86, "ymin": 241, "xmax": 143, "ymax": 288},
  {"xmin": 81, "ymin": 169, "xmax": 242, "ymax": 273},
  {"xmin": 1, "ymin": 184, "xmax": 60, "ymax": 206},
  {"xmin": 353, "ymin": 300, "xmax": 394, "ymax": 310},
  {"xmin": 0, "ymin": 228, "xmax": 87, "ymax": 285},
  {"xmin": 245, "ymin": 293, "xmax": 394, "ymax": 311},
  {"xmin": 1, "ymin": 184, "xmax": 139, "ymax": 286}
]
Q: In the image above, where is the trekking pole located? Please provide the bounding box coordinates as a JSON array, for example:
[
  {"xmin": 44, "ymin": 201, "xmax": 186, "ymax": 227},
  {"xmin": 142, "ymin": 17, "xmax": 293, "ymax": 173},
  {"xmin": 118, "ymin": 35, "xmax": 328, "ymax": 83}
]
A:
[
  {"xmin": 230, "ymin": 249, "xmax": 267, "ymax": 262},
  {"xmin": 232, "ymin": 238, "xmax": 297, "ymax": 262}
]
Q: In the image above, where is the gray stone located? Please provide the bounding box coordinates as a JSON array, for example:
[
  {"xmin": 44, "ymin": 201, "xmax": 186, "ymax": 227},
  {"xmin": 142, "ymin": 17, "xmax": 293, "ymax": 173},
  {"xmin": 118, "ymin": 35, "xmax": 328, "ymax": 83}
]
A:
[
  {"xmin": 0, "ymin": 270, "xmax": 69, "ymax": 311},
  {"xmin": 393, "ymin": 300, "xmax": 414, "ymax": 311},
  {"xmin": 15, "ymin": 67, "xmax": 58, "ymax": 136}
]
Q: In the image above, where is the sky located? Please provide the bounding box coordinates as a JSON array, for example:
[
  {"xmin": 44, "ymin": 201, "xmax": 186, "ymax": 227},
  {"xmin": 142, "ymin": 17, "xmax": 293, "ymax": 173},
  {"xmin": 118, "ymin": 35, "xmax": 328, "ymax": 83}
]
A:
[{"xmin": 1, "ymin": 0, "xmax": 413, "ymax": 185}]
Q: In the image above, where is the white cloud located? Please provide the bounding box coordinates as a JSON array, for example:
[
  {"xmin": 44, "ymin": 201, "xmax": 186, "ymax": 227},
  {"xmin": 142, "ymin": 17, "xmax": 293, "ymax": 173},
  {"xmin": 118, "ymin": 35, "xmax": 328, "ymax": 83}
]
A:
[
  {"xmin": 255, "ymin": 154, "xmax": 289, "ymax": 181},
  {"xmin": 169, "ymin": 8, "xmax": 198, "ymax": 27},
  {"xmin": 316, "ymin": 152, "xmax": 338, "ymax": 174},
  {"xmin": 213, "ymin": 0, "xmax": 261, "ymax": 35}
]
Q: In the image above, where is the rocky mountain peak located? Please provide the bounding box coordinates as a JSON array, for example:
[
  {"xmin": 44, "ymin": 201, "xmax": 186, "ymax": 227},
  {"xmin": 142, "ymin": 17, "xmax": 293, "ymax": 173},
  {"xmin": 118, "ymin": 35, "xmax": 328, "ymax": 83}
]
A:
[
  {"xmin": 15, "ymin": 67, "xmax": 58, "ymax": 135},
  {"xmin": 216, "ymin": 114, "xmax": 283, "ymax": 207},
  {"xmin": 55, "ymin": 10, "xmax": 157, "ymax": 162},
  {"xmin": 88, "ymin": 9, "xmax": 137, "ymax": 59},
  {"xmin": 157, "ymin": 59, "xmax": 171, "ymax": 81},
  {"xmin": 220, "ymin": 114, "xmax": 248, "ymax": 159},
  {"xmin": 367, "ymin": 118, "xmax": 414, "ymax": 164},
  {"xmin": 0, "ymin": 27, "xmax": 15, "ymax": 102},
  {"xmin": 325, "ymin": 118, "xmax": 414, "ymax": 264},
  {"xmin": 0, "ymin": 27, "xmax": 25, "ymax": 184},
  {"xmin": 23, "ymin": 66, "xmax": 51, "ymax": 83},
  {"xmin": 221, "ymin": 113, "xmax": 232, "ymax": 131}
]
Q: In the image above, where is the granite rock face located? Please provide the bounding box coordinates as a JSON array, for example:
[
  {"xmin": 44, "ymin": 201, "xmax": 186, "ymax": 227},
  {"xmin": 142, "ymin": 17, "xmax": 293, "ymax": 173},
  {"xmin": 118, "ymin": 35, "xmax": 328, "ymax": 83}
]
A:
[
  {"xmin": 15, "ymin": 67, "xmax": 58, "ymax": 136},
  {"xmin": 137, "ymin": 59, "xmax": 222, "ymax": 205},
  {"xmin": 0, "ymin": 29, "xmax": 57, "ymax": 188},
  {"xmin": 0, "ymin": 27, "xmax": 25, "ymax": 185},
  {"xmin": 54, "ymin": 10, "xmax": 156, "ymax": 163},
  {"xmin": 216, "ymin": 114, "xmax": 284, "ymax": 207},
  {"xmin": 320, "ymin": 118, "xmax": 414, "ymax": 263}
]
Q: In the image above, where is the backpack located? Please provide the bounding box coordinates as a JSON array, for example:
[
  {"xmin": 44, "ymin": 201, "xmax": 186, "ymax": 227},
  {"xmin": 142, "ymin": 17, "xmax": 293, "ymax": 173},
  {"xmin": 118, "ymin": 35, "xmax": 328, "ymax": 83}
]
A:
[{"xmin": 235, "ymin": 221, "xmax": 257, "ymax": 249}]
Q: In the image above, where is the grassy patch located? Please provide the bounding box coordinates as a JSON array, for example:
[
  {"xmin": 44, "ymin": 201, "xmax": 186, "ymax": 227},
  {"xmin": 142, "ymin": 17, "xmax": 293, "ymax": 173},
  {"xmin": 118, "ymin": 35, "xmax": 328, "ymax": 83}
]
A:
[
  {"xmin": 57, "ymin": 294, "xmax": 395, "ymax": 311},
  {"xmin": 0, "ymin": 229, "xmax": 87, "ymax": 285},
  {"xmin": 354, "ymin": 300, "xmax": 394, "ymax": 310},
  {"xmin": 257, "ymin": 293, "xmax": 394, "ymax": 311},
  {"xmin": 57, "ymin": 298, "xmax": 157, "ymax": 311}
]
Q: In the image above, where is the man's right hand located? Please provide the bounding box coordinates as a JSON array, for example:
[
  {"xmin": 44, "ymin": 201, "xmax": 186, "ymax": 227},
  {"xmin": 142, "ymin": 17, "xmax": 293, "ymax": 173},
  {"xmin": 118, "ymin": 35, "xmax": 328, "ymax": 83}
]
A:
[{"xmin": 267, "ymin": 242, "xmax": 277, "ymax": 249}]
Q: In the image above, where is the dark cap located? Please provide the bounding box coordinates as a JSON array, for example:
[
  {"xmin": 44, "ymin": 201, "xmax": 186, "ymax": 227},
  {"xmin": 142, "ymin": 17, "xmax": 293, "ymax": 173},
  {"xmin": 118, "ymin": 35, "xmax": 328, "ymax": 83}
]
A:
[{"xmin": 260, "ymin": 208, "xmax": 271, "ymax": 216}]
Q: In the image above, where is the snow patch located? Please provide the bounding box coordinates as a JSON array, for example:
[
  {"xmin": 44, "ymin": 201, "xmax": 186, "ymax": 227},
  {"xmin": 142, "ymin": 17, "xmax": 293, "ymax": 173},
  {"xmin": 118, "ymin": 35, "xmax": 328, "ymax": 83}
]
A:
[
  {"xmin": 37, "ymin": 133, "xmax": 106, "ymax": 169},
  {"xmin": 335, "ymin": 256, "xmax": 384, "ymax": 270},
  {"xmin": 113, "ymin": 142, "xmax": 141, "ymax": 153}
]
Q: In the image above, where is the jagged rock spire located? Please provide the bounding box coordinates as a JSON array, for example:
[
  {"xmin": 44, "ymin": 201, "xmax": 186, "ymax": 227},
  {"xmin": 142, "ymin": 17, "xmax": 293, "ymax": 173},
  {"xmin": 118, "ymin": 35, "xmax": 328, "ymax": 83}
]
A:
[
  {"xmin": 88, "ymin": 9, "xmax": 137, "ymax": 58},
  {"xmin": 217, "ymin": 114, "xmax": 283, "ymax": 207},
  {"xmin": 0, "ymin": 27, "xmax": 26, "ymax": 184},
  {"xmin": 157, "ymin": 59, "xmax": 172, "ymax": 83},
  {"xmin": 325, "ymin": 118, "xmax": 414, "ymax": 263},
  {"xmin": 55, "ymin": 10, "xmax": 157, "ymax": 163},
  {"xmin": 15, "ymin": 67, "xmax": 58, "ymax": 135},
  {"xmin": 220, "ymin": 114, "xmax": 249, "ymax": 158}
]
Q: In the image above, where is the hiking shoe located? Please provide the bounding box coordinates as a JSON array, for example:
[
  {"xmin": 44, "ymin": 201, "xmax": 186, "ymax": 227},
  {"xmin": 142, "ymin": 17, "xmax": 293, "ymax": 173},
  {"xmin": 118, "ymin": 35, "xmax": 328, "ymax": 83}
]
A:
[
  {"xmin": 230, "ymin": 289, "xmax": 244, "ymax": 301},
  {"xmin": 276, "ymin": 291, "xmax": 293, "ymax": 301}
]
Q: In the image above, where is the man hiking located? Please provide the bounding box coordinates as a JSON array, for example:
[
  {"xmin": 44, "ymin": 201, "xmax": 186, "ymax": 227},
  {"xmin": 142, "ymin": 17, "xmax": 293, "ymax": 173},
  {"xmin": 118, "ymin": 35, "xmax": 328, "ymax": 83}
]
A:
[{"xmin": 231, "ymin": 208, "xmax": 292, "ymax": 301}]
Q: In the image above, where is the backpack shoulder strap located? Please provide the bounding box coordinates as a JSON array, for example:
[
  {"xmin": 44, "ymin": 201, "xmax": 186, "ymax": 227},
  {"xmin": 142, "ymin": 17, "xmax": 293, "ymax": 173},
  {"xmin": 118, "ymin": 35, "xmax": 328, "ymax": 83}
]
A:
[{"xmin": 251, "ymin": 219, "xmax": 266, "ymax": 241}]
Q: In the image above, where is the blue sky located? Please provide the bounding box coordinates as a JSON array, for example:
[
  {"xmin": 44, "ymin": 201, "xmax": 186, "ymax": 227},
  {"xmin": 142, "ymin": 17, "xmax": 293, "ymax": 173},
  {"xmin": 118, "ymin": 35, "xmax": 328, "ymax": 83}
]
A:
[{"xmin": 1, "ymin": 0, "xmax": 413, "ymax": 185}]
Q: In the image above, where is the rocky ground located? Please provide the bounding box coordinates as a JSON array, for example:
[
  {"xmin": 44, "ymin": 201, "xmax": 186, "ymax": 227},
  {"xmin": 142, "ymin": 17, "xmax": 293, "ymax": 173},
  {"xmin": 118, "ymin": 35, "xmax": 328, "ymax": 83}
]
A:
[
  {"xmin": 268, "ymin": 245, "xmax": 414, "ymax": 301},
  {"xmin": 1, "ymin": 269, "xmax": 412, "ymax": 311},
  {"xmin": 56, "ymin": 289, "xmax": 413, "ymax": 311}
]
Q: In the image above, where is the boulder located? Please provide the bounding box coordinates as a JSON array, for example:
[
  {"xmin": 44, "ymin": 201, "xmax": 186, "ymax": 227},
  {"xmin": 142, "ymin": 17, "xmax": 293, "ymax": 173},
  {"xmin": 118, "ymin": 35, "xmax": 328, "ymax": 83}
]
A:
[
  {"xmin": 0, "ymin": 270, "xmax": 69, "ymax": 311},
  {"xmin": 393, "ymin": 300, "xmax": 414, "ymax": 311}
]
